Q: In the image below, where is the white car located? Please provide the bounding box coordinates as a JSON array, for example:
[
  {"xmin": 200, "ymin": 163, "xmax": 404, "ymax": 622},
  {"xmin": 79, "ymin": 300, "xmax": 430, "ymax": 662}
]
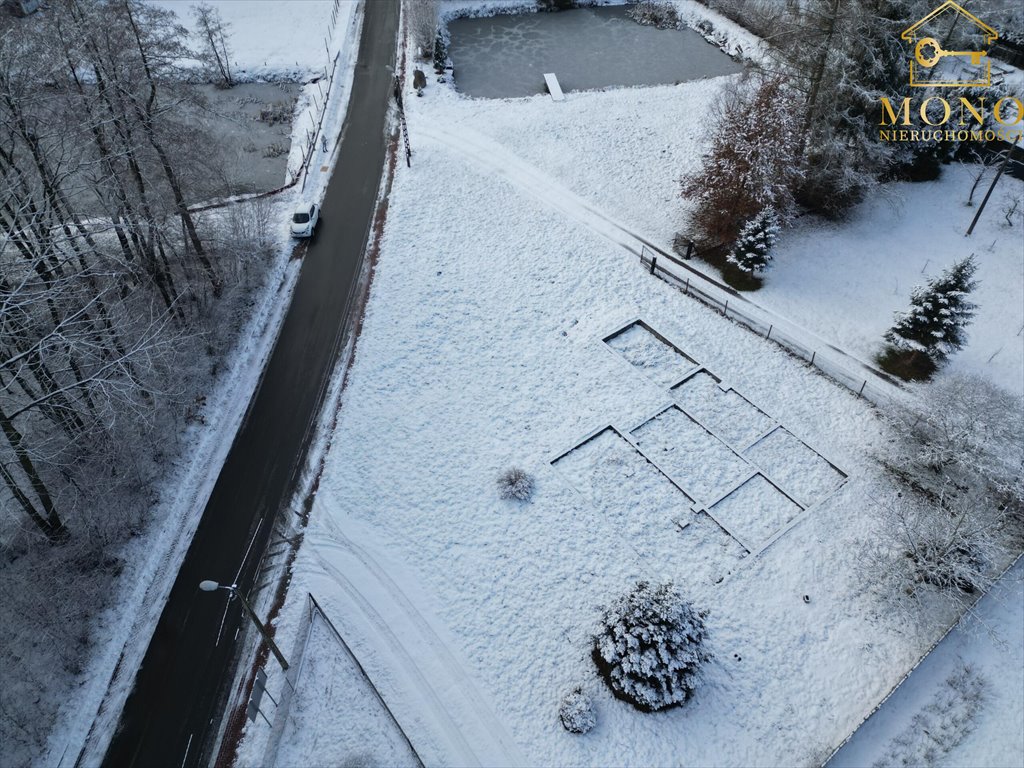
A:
[{"xmin": 290, "ymin": 203, "xmax": 320, "ymax": 238}]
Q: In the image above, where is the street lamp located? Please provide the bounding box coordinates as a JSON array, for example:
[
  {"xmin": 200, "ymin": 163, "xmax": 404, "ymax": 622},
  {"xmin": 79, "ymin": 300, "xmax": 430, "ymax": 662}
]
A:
[{"xmin": 199, "ymin": 580, "xmax": 289, "ymax": 671}]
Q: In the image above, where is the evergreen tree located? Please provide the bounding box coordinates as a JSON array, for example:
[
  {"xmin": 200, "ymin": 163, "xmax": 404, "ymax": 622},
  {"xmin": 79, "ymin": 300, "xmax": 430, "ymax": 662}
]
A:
[
  {"xmin": 728, "ymin": 208, "xmax": 780, "ymax": 274},
  {"xmin": 592, "ymin": 582, "xmax": 711, "ymax": 713},
  {"xmin": 774, "ymin": 0, "xmax": 931, "ymax": 214},
  {"xmin": 885, "ymin": 255, "xmax": 979, "ymax": 361}
]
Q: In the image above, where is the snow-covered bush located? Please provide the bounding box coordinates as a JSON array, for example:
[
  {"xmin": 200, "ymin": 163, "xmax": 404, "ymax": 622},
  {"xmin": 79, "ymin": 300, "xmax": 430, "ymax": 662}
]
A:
[
  {"xmin": 681, "ymin": 75, "xmax": 801, "ymax": 248},
  {"xmin": 627, "ymin": 0, "xmax": 680, "ymax": 29},
  {"xmin": 727, "ymin": 207, "xmax": 779, "ymax": 275},
  {"xmin": 592, "ymin": 582, "xmax": 711, "ymax": 712},
  {"xmin": 497, "ymin": 467, "xmax": 534, "ymax": 501},
  {"xmin": 558, "ymin": 688, "xmax": 596, "ymax": 734},
  {"xmin": 872, "ymin": 665, "xmax": 986, "ymax": 768}
]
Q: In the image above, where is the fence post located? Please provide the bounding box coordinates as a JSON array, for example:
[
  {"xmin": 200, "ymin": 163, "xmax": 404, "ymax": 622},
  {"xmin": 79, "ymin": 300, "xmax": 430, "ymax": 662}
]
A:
[
  {"xmin": 858, "ymin": 380, "xmax": 867, "ymax": 398},
  {"xmin": 724, "ymin": 299, "xmax": 729, "ymax": 316},
  {"xmin": 766, "ymin": 324, "xmax": 772, "ymax": 340},
  {"xmin": 650, "ymin": 256, "xmax": 657, "ymax": 275},
  {"xmin": 685, "ymin": 240, "xmax": 694, "ymax": 260},
  {"xmin": 684, "ymin": 278, "xmax": 689, "ymax": 295},
  {"xmin": 809, "ymin": 350, "xmax": 816, "ymax": 366}
]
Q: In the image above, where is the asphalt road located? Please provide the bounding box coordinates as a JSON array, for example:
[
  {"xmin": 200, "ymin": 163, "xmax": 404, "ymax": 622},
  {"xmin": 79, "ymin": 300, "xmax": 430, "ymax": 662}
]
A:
[{"xmin": 101, "ymin": 1, "xmax": 399, "ymax": 765}]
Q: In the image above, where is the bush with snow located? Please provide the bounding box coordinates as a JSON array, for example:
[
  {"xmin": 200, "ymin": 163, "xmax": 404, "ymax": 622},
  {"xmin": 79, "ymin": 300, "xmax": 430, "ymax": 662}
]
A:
[
  {"xmin": 497, "ymin": 467, "xmax": 534, "ymax": 501},
  {"xmin": 627, "ymin": 0, "xmax": 680, "ymax": 29},
  {"xmin": 872, "ymin": 665, "xmax": 986, "ymax": 768},
  {"xmin": 592, "ymin": 581, "xmax": 710, "ymax": 712},
  {"xmin": 727, "ymin": 207, "xmax": 779, "ymax": 275},
  {"xmin": 558, "ymin": 688, "xmax": 596, "ymax": 734}
]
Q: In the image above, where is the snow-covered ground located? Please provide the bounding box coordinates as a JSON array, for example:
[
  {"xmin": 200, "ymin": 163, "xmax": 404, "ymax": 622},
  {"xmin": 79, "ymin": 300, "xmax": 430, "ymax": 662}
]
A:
[
  {"xmin": 415, "ymin": 65, "xmax": 1023, "ymax": 398},
  {"xmin": 758, "ymin": 169, "xmax": 1024, "ymax": 398},
  {"xmin": 828, "ymin": 557, "xmax": 1024, "ymax": 768},
  {"xmin": 222, "ymin": 4, "xmax": 1022, "ymax": 766},
  {"xmin": 271, "ymin": 612, "xmax": 421, "ymax": 767},
  {"xmin": 149, "ymin": 0, "xmax": 349, "ymax": 81},
  {"xmin": 230, "ymin": 47, "xmax": 1022, "ymax": 768},
  {"xmin": 41, "ymin": 3, "xmax": 362, "ymax": 765}
]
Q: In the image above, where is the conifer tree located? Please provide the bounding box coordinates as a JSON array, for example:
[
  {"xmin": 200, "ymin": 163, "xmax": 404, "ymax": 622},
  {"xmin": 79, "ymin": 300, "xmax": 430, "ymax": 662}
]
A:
[
  {"xmin": 728, "ymin": 208, "xmax": 780, "ymax": 274},
  {"xmin": 885, "ymin": 255, "xmax": 979, "ymax": 362}
]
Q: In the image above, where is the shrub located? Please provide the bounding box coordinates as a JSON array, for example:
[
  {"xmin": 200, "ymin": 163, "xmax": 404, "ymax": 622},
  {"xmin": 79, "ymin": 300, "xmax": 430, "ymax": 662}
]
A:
[
  {"xmin": 262, "ymin": 142, "xmax": 288, "ymax": 159},
  {"xmin": 592, "ymin": 581, "xmax": 710, "ymax": 712},
  {"xmin": 558, "ymin": 688, "xmax": 596, "ymax": 734},
  {"xmin": 497, "ymin": 467, "xmax": 534, "ymax": 501},
  {"xmin": 257, "ymin": 102, "xmax": 292, "ymax": 125},
  {"xmin": 627, "ymin": 0, "xmax": 680, "ymax": 29}
]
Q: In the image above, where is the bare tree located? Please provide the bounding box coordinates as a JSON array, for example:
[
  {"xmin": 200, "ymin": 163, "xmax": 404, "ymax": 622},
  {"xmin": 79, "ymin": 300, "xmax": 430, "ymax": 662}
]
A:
[
  {"xmin": 405, "ymin": 0, "xmax": 439, "ymax": 60},
  {"xmin": 865, "ymin": 375, "xmax": 1024, "ymax": 628},
  {"xmin": 192, "ymin": 1, "xmax": 234, "ymax": 87}
]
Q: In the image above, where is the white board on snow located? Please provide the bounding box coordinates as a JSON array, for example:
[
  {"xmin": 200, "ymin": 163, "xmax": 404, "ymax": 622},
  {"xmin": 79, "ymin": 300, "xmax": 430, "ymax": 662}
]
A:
[{"xmin": 543, "ymin": 73, "xmax": 565, "ymax": 102}]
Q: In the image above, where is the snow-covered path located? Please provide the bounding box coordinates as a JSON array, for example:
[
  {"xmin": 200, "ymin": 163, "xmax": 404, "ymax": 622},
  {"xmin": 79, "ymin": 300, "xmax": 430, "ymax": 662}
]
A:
[
  {"xmin": 297, "ymin": 517, "xmax": 527, "ymax": 767},
  {"xmin": 417, "ymin": 119, "xmax": 904, "ymax": 405}
]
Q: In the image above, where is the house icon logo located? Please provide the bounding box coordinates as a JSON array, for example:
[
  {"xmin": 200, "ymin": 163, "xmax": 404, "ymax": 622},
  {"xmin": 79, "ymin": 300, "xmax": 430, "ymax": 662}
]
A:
[{"xmin": 901, "ymin": 1, "xmax": 997, "ymax": 87}]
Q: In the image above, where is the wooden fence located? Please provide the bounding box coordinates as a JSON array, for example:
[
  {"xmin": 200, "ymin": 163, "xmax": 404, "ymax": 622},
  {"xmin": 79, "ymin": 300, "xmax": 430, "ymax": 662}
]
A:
[{"xmin": 639, "ymin": 243, "xmax": 903, "ymax": 406}]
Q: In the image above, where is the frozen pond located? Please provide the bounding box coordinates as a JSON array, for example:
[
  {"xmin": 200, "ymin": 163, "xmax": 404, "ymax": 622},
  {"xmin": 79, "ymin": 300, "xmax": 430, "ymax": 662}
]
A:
[{"xmin": 447, "ymin": 5, "xmax": 743, "ymax": 98}]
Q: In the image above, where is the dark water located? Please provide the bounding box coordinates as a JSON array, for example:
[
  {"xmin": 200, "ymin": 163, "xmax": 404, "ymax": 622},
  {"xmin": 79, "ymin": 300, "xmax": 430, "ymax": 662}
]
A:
[{"xmin": 448, "ymin": 5, "xmax": 743, "ymax": 98}]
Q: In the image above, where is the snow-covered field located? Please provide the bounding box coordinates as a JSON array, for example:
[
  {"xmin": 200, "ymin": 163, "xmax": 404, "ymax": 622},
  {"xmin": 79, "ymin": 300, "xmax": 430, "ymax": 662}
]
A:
[
  {"xmin": 149, "ymin": 0, "xmax": 348, "ymax": 81},
  {"xmin": 417, "ymin": 65, "xmax": 1023, "ymax": 398},
  {"xmin": 230, "ymin": 48, "xmax": 1023, "ymax": 768}
]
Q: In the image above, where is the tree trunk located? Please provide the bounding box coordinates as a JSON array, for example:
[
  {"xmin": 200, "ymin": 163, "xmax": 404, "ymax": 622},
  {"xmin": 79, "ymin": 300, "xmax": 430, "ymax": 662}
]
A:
[{"xmin": 0, "ymin": 404, "xmax": 68, "ymax": 543}]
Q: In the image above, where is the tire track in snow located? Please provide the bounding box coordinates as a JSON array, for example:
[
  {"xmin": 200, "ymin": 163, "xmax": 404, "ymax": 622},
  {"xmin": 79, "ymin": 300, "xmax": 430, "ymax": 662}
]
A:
[
  {"xmin": 308, "ymin": 546, "xmax": 484, "ymax": 767},
  {"xmin": 418, "ymin": 120, "xmax": 642, "ymax": 255},
  {"xmin": 415, "ymin": 120, "xmax": 902, "ymax": 395},
  {"xmin": 308, "ymin": 522, "xmax": 526, "ymax": 767}
]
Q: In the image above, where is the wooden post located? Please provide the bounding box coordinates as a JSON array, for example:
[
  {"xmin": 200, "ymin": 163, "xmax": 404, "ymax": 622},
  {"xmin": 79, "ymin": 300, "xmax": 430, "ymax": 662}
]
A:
[
  {"xmin": 766, "ymin": 324, "xmax": 772, "ymax": 340},
  {"xmin": 724, "ymin": 299, "xmax": 729, "ymax": 316},
  {"xmin": 684, "ymin": 278, "xmax": 689, "ymax": 295},
  {"xmin": 650, "ymin": 256, "xmax": 657, "ymax": 275},
  {"xmin": 809, "ymin": 350, "xmax": 816, "ymax": 366},
  {"xmin": 685, "ymin": 240, "xmax": 695, "ymax": 259},
  {"xmin": 858, "ymin": 380, "xmax": 867, "ymax": 398}
]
